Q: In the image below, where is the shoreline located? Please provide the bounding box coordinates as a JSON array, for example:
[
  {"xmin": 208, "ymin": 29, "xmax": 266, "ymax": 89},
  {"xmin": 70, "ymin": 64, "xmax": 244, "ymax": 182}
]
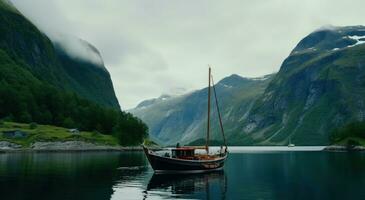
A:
[
  {"xmin": 1, "ymin": 141, "xmax": 364, "ymax": 153},
  {"xmin": 0, "ymin": 141, "xmax": 161, "ymax": 153},
  {"xmin": 0, "ymin": 148, "xmax": 144, "ymax": 153},
  {"xmin": 323, "ymin": 145, "xmax": 365, "ymax": 152}
]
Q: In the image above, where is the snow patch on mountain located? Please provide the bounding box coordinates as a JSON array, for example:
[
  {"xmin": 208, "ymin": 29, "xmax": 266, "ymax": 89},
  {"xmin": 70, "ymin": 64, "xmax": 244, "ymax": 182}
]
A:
[
  {"xmin": 220, "ymin": 83, "xmax": 233, "ymax": 88},
  {"xmin": 332, "ymin": 35, "xmax": 365, "ymax": 51},
  {"xmin": 250, "ymin": 75, "xmax": 271, "ymax": 81},
  {"xmin": 347, "ymin": 35, "xmax": 365, "ymax": 47}
]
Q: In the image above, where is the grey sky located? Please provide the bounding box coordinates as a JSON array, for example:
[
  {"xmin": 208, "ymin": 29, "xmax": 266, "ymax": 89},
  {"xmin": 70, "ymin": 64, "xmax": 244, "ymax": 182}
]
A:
[{"xmin": 10, "ymin": 0, "xmax": 365, "ymax": 109}]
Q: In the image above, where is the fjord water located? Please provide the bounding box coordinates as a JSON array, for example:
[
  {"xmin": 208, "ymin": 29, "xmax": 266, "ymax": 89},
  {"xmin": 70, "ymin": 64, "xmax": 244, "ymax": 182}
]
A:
[{"xmin": 0, "ymin": 148, "xmax": 364, "ymax": 200}]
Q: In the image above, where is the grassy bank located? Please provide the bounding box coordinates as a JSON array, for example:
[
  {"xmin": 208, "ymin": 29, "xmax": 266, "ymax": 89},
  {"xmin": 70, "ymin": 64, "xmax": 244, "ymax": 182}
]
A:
[
  {"xmin": 0, "ymin": 121, "xmax": 119, "ymax": 147},
  {"xmin": 333, "ymin": 137, "xmax": 365, "ymax": 146}
]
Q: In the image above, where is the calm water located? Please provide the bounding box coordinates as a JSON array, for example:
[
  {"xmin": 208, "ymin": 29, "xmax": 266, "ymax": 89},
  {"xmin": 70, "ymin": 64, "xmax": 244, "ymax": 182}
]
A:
[{"xmin": 0, "ymin": 147, "xmax": 364, "ymax": 200}]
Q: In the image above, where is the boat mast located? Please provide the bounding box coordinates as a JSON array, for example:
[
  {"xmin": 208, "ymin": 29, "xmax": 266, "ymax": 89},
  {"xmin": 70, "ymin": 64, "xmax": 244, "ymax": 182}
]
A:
[
  {"xmin": 206, "ymin": 67, "xmax": 211, "ymax": 154},
  {"xmin": 211, "ymin": 75, "xmax": 228, "ymax": 150}
]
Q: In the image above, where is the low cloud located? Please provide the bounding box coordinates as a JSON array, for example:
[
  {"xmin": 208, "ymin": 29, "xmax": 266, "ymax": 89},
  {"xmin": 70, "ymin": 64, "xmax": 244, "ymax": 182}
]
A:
[
  {"xmin": 11, "ymin": 0, "xmax": 104, "ymax": 66},
  {"xmin": 53, "ymin": 34, "xmax": 104, "ymax": 66}
]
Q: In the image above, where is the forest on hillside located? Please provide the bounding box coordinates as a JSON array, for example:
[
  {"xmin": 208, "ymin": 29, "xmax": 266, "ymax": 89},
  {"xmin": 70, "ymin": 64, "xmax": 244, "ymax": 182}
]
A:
[{"xmin": 0, "ymin": 50, "xmax": 148, "ymax": 146}]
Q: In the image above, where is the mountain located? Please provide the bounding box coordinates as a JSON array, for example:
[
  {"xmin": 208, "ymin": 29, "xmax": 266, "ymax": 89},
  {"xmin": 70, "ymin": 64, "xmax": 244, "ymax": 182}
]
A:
[
  {"xmin": 0, "ymin": 0, "xmax": 148, "ymax": 145},
  {"xmin": 54, "ymin": 39, "xmax": 119, "ymax": 108},
  {"xmin": 135, "ymin": 94, "xmax": 173, "ymax": 109},
  {"xmin": 130, "ymin": 25, "xmax": 365, "ymax": 146},
  {"xmin": 0, "ymin": 0, "xmax": 119, "ymax": 109},
  {"xmin": 129, "ymin": 74, "xmax": 274, "ymax": 145},
  {"xmin": 242, "ymin": 25, "xmax": 365, "ymax": 145}
]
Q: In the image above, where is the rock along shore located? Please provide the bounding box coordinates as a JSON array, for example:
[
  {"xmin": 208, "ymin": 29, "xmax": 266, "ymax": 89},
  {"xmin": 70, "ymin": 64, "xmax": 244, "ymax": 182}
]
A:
[
  {"xmin": 0, "ymin": 141, "xmax": 154, "ymax": 153},
  {"xmin": 323, "ymin": 145, "xmax": 365, "ymax": 152}
]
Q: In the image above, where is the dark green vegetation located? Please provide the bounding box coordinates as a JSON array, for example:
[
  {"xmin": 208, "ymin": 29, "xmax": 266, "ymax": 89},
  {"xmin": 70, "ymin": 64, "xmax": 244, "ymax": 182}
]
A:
[
  {"xmin": 0, "ymin": 0, "xmax": 147, "ymax": 146},
  {"xmin": 0, "ymin": 121, "xmax": 119, "ymax": 147},
  {"xmin": 143, "ymin": 138, "xmax": 159, "ymax": 147},
  {"xmin": 131, "ymin": 25, "xmax": 365, "ymax": 146},
  {"xmin": 330, "ymin": 121, "xmax": 365, "ymax": 147},
  {"xmin": 0, "ymin": 0, "xmax": 119, "ymax": 109}
]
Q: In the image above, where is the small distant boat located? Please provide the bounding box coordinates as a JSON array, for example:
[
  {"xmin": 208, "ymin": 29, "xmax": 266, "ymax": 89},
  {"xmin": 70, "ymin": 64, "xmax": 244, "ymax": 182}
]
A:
[
  {"xmin": 288, "ymin": 137, "xmax": 295, "ymax": 147},
  {"xmin": 143, "ymin": 67, "xmax": 228, "ymax": 174}
]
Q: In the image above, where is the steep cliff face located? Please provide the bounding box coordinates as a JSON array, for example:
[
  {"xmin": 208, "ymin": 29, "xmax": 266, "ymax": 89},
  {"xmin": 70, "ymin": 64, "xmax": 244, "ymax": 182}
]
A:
[
  {"xmin": 130, "ymin": 74, "xmax": 273, "ymax": 145},
  {"xmin": 54, "ymin": 40, "xmax": 120, "ymax": 109},
  {"xmin": 0, "ymin": 0, "xmax": 119, "ymax": 109},
  {"xmin": 244, "ymin": 26, "xmax": 365, "ymax": 145}
]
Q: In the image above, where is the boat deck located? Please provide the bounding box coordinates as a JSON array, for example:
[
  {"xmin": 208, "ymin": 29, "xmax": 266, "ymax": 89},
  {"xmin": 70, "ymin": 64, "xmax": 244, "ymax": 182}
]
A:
[{"xmin": 173, "ymin": 154, "xmax": 223, "ymax": 161}]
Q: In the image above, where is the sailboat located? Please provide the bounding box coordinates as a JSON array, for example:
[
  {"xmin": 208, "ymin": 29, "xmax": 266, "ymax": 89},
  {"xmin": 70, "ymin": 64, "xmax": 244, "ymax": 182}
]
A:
[
  {"xmin": 288, "ymin": 137, "xmax": 295, "ymax": 147},
  {"xmin": 143, "ymin": 67, "xmax": 228, "ymax": 174}
]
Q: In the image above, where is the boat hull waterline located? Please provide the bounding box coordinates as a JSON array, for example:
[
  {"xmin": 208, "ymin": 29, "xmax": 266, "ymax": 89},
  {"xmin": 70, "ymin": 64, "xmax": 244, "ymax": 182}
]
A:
[{"xmin": 143, "ymin": 147, "xmax": 227, "ymax": 174}]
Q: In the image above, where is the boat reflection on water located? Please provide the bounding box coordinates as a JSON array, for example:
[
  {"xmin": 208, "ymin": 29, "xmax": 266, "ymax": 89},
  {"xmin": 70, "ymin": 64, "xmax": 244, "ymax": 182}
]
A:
[{"xmin": 144, "ymin": 171, "xmax": 227, "ymax": 199}]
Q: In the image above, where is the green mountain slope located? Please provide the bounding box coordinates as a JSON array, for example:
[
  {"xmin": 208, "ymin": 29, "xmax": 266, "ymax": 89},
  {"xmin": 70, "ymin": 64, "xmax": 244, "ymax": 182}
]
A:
[
  {"xmin": 0, "ymin": 0, "xmax": 119, "ymax": 109},
  {"xmin": 54, "ymin": 41, "xmax": 119, "ymax": 108},
  {"xmin": 0, "ymin": 0, "xmax": 147, "ymax": 145},
  {"xmin": 243, "ymin": 26, "xmax": 365, "ymax": 145},
  {"xmin": 130, "ymin": 74, "xmax": 274, "ymax": 145}
]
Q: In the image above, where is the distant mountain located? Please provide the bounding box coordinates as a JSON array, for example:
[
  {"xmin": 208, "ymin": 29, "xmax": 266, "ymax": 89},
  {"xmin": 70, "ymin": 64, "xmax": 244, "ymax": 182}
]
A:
[
  {"xmin": 135, "ymin": 94, "xmax": 174, "ymax": 109},
  {"xmin": 129, "ymin": 74, "xmax": 274, "ymax": 145},
  {"xmin": 130, "ymin": 25, "xmax": 365, "ymax": 146},
  {"xmin": 0, "ymin": 0, "xmax": 119, "ymax": 109}
]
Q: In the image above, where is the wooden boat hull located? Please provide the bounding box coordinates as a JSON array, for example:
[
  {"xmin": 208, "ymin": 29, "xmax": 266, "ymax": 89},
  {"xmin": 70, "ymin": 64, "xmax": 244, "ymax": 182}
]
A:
[{"xmin": 143, "ymin": 147, "xmax": 227, "ymax": 174}]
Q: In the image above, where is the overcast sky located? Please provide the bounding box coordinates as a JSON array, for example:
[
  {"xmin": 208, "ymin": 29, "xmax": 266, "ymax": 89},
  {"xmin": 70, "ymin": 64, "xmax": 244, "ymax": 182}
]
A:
[{"xmin": 10, "ymin": 0, "xmax": 365, "ymax": 109}]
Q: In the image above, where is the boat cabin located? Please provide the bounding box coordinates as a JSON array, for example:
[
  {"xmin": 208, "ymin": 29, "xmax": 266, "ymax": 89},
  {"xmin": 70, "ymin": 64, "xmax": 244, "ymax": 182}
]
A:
[{"xmin": 171, "ymin": 147, "xmax": 195, "ymax": 158}]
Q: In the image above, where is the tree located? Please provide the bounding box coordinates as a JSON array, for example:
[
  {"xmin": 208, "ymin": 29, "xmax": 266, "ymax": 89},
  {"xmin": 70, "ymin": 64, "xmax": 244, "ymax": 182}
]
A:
[
  {"xmin": 62, "ymin": 117, "xmax": 75, "ymax": 128},
  {"xmin": 29, "ymin": 122, "xmax": 37, "ymax": 129},
  {"xmin": 330, "ymin": 121, "xmax": 365, "ymax": 145},
  {"xmin": 113, "ymin": 113, "xmax": 148, "ymax": 146},
  {"xmin": 0, "ymin": 69, "xmax": 149, "ymax": 145}
]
